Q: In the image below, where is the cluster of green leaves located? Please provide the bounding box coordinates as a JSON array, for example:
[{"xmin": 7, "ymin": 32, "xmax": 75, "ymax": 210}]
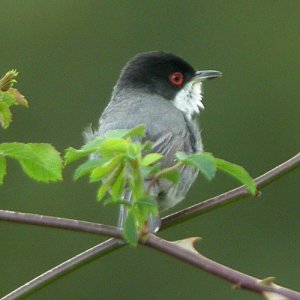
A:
[
  {"xmin": 65, "ymin": 125, "xmax": 256, "ymax": 246},
  {"xmin": 65, "ymin": 126, "xmax": 166, "ymax": 245},
  {"xmin": 0, "ymin": 70, "xmax": 63, "ymax": 184},
  {"xmin": 0, "ymin": 70, "xmax": 28, "ymax": 128}
]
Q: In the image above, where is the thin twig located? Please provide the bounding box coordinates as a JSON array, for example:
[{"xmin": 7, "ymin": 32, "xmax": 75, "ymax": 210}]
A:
[
  {"xmin": 1, "ymin": 152, "xmax": 299, "ymax": 299},
  {"xmin": 162, "ymin": 152, "xmax": 300, "ymax": 227},
  {"xmin": 0, "ymin": 210, "xmax": 122, "ymax": 239}
]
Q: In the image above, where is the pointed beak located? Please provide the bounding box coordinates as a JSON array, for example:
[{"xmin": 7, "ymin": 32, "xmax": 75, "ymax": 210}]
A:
[{"xmin": 192, "ymin": 70, "xmax": 222, "ymax": 82}]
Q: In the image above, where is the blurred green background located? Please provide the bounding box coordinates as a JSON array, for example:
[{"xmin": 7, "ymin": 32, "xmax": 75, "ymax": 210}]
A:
[{"xmin": 1, "ymin": 1, "xmax": 299, "ymax": 299}]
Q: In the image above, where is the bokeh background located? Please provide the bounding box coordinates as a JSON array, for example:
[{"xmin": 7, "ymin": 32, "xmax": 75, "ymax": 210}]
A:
[{"xmin": 1, "ymin": 1, "xmax": 299, "ymax": 299}]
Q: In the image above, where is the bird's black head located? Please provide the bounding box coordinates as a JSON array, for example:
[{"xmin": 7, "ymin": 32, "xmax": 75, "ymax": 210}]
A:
[
  {"xmin": 113, "ymin": 51, "xmax": 221, "ymax": 119},
  {"xmin": 114, "ymin": 51, "xmax": 197, "ymax": 100}
]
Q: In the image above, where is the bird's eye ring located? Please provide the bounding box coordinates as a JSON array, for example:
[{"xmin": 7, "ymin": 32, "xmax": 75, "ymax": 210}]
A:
[{"xmin": 169, "ymin": 72, "xmax": 184, "ymax": 87}]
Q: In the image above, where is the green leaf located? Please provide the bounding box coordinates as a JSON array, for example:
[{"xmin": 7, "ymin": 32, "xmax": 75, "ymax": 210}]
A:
[
  {"xmin": 64, "ymin": 148, "xmax": 91, "ymax": 165},
  {"xmin": 176, "ymin": 151, "xmax": 188, "ymax": 161},
  {"xmin": 215, "ymin": 158, "xmax": 256, "ymax": 195},
  {"xmin": 7, "ymin": 88, "xmax": 28, "ymax": 106},
  {"xmin": 103, "ymin": 198, "xmax": 129, "ymax": 207},
  {"xmin": 159, "ymin": 168, "xmax": 180, "ymax": 183},
  {"xmin": 136, "ymin": 196, "xmax": 158, "ymax": 216},
  {"xmin": 1, "ymin": 91, "xmax": 18, "ymax": 106},
  {"xmin": 110, "ymin": 166, "xmax": 126, "ymax": 200},
  {"xmin": 0, "ymin": 102, "xmax": 12, "ymax": 129},
  {"xmin": 177, "ymin": 152, "xmax": 217, "ymax": 180},
  {"xmin": 73, "ymin": 158, "xmax": 106, "ymax": 180},
  {"xmin": 0, "ymin": 69, "xmax": 18, "ymax": 91},
  {"xmin": 98, "ymin": 138, "xmax": 129, "ymax": 157},
  {"xmin": 0, "ymin": 156, "xmax": 7, "ymax": 184},
  {"xmin": 147, "ymin": 162, "xmax": 161, "ymax": 176},
  {"xmin": 123, "ymin": 124, "xmax": 145, "ymax": 139},
  {"xmin": 64, "ymin": 138, "xmax": 103, "ymax": 165},
  {"xmin": 142, "ymin": 140, "xmax": 153, "ymax": 151},
  {"xmin": 126, "ymin": 143, "xmax": 142, "ymax": 160},
  {"xmin": 97, "ymin": 180, "xmax": 111, "ymax": 201},
  {"xmin": 104, "ymin": 129, "xmax": 132, "ymax": 139},
  {"xmin": 80, "ymin": 137, "xmax": 103, "ymax": 152},
  {"xmin": 134, "ymin": 197, "xmax": 158, "ymax": 226},
  {"xmin": 124, "ymin": 209, "xmax": 138, "ymax": 246},
  {"xmin": 141, "ymin": 153, "xmax": 163, "ymax": 166},
  {"xmin": 0, "ymin": 143, "xmax": 63, "ymax": 182},
  {"xmin": 103, "ymin": 125, "xmax": 145, "ymax": 140},
  {"xmin": 90, "ymin": 154, "xmax": 124, "ymax": 182}
]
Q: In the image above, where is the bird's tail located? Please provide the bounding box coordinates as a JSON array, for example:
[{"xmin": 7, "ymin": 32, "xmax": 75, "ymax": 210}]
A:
[
  {"xmin": 118, "ymin": 189, "xmax": 132, "ymax": 228},
  {"xmin": 118, "ymin": 186, "xmax": 161, "ymax": 233}
]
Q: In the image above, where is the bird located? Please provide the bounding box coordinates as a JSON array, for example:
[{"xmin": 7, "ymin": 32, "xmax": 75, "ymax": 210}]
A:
[{"xmin": 85, "ymin": 51, "xmax": 221, "ymax": 232}]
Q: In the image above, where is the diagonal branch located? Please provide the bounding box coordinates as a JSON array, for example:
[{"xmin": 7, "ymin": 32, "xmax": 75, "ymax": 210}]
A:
[
  {"xmin": 145, "ymin": 235, "xmax": 300, "ymax": 300},
  {"xmin": 162, "ymin": 152, "xmax": 300, "ymax": 227},
  {"xmin": 0, "ymin": 152, "xmax": 299, "ymax": 299},
  {"xmin": 1, "ymin": 239, "xmax": 124, "ymax": 300}
]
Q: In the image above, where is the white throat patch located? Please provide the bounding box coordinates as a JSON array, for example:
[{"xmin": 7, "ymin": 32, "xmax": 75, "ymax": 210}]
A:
[{"xmin": 172, "ymin": 81, "xmax": 204, "ymax": 120}]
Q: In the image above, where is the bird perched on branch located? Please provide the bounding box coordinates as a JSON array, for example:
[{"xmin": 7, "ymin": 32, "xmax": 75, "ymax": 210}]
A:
[{"xmin": 85, "ymin": 51, "xmax": 221, "ymax": 232}]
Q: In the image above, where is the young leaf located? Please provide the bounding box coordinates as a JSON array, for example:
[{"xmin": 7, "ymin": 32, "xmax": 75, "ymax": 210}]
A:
[
  {"xmin": 215, "ymin": 158, "xmax": 256, "ymax": 195},
  {"xmin": 123, "ymin": 124, "xmax": 145, "ymax": 139},
  {"xmin": 8, "ymin": 88, "xmax": 28, "ymax": 106},
  {"xmin": 103, "ymin": 125, "xmax": 145, "ymax": 140},
  {"xmin": 141, "ymin": 153, "xmax": 163, "ymax": 166},
  {"xmin": 80, "ymin": 137, "xmax": 104, "ymax": 152},
  {"xmin": 97, "ymin": 180, "xmax": 111, "ymax": 201},
  {"xmin": 176, "ymin": 151, "xmax": 188, "ymax": 161},
  {"xmin": 110, "ymin": 166, "xmax": 126, "ymax": 200},
  {"xmin": 0, "ymin": 102, "xmax": 12, "ymax": 129},
  {"xmin": 1, "ymin": 91, "xmax": 18, "ymax": 106},
  {"xmin": 126, "ymin": 143, "xmax": 142, "ymax": 160},
  {"xmin": 73, "ymin": 158, "xmax": 106, "ymax": 180},
  {"xmin": 104, "ymin": 129, "xmax": 132, "ymax": 139},
  {"xmin": 90, "ymin": 154, "xmax": 124, "ymax": 182},
  {"xmin": 177, "ymin": 152, "xmax": 217, "ymax": 180},
  {"xmin": 142, "ymin": 140, "xmax": 153, "ymax": 151},
  {"xmin": 124, "ymin": 209, "xmax": 138, "ymax": 246},
  {"xmin": 64, "ymin": 138, "xmax": 103, "ymax": 165},
  {"xmin": 158, "ymin": 168, "xmax": 180, "ymax": 183},
  {"xmin": 103, "ymin": 198, "xmax": 129, "ymax": 207},
  {"xmin": 98, "ymin": 138, "xmax": 129, "ymax": 157},
  {"xmin": 0, "ymin": 156, "xmax": 7, "ymax": 184},
  {"xmin": 147, "ymin": 162, "xmax": 161, "ymax": 176},
  {"xmin": 0, "ymin": 70, "xmax": 18, "ymax": 91},
  {"xmin": 0, "ymin": 143, "xmax": 63, "ymax": 182},
  {"xmin": 0, "ymin": 70, "xmax": 28, "ymax": 109},
  {"xmin": 136, "ymin": 196, "xmax": 158, "ymax": 216}
]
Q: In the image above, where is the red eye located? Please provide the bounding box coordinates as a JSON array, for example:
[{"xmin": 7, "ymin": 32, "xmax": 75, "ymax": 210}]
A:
[{"xmin": 169, "ymin": 71, "xmax": 184, "ymax": 87}]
